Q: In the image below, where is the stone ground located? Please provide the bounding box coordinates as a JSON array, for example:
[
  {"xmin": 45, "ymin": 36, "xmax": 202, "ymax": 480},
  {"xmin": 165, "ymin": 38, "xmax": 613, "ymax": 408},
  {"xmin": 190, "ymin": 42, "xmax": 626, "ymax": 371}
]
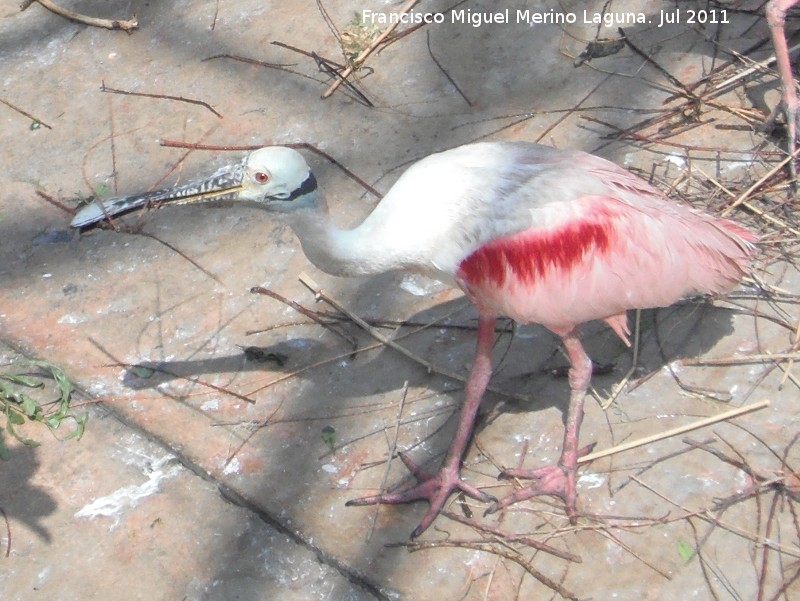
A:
[{"xmin": 1, "ymin": 0, "xmax": 799, "ymax": 599}]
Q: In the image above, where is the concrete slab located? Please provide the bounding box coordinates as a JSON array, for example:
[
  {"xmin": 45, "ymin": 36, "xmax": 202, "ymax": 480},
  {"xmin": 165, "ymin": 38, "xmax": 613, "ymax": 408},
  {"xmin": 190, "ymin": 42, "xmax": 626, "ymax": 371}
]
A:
[
  {"xmin": 1, "ymin": 1, "xmax": 798, "ymax": 600},
  {"xmin": 0, "ymin": 342, "xmax": 379, "ymax": 601}
]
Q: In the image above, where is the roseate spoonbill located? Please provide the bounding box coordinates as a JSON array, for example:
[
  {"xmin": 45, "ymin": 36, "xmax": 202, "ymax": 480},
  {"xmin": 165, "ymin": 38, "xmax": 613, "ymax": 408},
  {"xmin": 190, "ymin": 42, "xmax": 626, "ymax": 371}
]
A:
[
  {"xmin": 71, "ymin": 142, "xmax": 756, "ymax": 537},
  {"xmin": 767, "ymin": 0, "xmax": 800, "ymax": 175}
]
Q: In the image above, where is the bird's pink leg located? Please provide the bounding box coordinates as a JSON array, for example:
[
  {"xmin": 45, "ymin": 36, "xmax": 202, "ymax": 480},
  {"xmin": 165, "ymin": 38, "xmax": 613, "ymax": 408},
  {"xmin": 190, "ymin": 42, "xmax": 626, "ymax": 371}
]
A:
[
  {"xmin": 486, "ymin": 329, "xmax": 593, "ymax": 522},
  {"xmin": 347, "ymin": 313, "xmax": 497, "ymax": 538},
  {"xmin": 767, "ymin": 0, "xmax": 800, "ymax": 180}
]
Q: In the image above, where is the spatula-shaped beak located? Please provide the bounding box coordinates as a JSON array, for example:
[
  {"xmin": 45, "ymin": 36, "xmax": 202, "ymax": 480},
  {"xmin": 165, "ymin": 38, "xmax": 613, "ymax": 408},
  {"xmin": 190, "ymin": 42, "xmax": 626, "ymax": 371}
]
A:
[{"xmin": 70, "ymin": 161, "xmax": 246, "ymax": 228}]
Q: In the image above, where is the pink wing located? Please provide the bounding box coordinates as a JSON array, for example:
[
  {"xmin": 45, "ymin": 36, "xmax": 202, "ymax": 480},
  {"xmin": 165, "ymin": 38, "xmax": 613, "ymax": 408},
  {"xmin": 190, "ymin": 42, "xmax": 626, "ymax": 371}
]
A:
[{"xmin": 456, "ymin": 161, "xmax": 755, "ymax": 340}]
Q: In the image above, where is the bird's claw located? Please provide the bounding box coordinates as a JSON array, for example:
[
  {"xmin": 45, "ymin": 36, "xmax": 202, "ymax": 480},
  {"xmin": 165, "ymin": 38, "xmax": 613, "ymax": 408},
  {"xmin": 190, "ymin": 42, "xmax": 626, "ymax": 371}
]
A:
[
  {"xmin": 346, "ymin": 452, "xmax": 495, "ymax": 538},
  {"xmin": 485, "ymin": 443, "xmax": 596, "ymax": 522}
]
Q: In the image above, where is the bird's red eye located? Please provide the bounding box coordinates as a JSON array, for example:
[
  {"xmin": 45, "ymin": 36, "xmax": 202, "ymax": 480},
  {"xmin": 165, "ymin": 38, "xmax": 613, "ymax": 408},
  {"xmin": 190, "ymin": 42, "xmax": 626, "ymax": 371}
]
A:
[{"xmin": 254, "ymin": 172, "xmax": 270, "ymax": 184}]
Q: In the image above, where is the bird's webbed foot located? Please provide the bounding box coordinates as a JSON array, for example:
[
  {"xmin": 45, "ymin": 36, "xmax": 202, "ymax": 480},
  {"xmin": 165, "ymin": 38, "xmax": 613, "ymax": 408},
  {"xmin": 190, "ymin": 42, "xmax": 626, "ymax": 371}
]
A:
[
  {"xmin": 485, "ymin": 443, "xmax": 595, "ymax": 523},
  {"xmin": 346, "ymin": 452, "xmax": 495, "ymax": 539}
]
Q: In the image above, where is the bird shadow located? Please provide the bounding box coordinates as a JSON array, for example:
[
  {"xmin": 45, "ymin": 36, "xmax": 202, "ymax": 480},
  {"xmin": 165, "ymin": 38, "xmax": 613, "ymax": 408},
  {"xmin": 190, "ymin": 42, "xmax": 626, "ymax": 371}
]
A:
[{"xmin": 116, "ymin": 293, "xmax": 740, "ymax": 460}]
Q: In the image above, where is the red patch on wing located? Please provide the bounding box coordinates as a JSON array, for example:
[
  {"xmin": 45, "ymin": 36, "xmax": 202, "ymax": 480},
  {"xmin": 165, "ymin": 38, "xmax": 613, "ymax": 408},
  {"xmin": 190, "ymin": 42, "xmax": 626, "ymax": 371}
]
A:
[{"xmin": 458, "ymin": 218, "xmax": 614, "ymax": 288}]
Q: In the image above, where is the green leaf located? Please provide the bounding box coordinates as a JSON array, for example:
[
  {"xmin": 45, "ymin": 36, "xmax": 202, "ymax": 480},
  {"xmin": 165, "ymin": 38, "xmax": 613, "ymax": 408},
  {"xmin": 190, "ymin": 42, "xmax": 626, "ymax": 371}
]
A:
[
  {"xmin": 20, "ymin": 394, "xmax": 40, "ymax": 418},
  {"xmin": 677, "ymin": 540, "xmax": 695, "ymax": 562},
  {"xmin": 45, "ymin": 414, "xmax": 64, "ymax": 429},
  {"xmin": 30, "ymin": 360, "xmax": 74, "ymax": 400},
  {"xmin": 0, "ymin": 429, "xmax": 9, "ymax": 460},
  {"xmin": 6, "ymin": 416, "xmax": 40, "ymax": 448},
  {"xmin": 1, "ymin": 373, "xmax": 44, "ymax": 388},
  {"xmin": 7, "ymin": 409, "xmax": 25, "ymax": 426},
  {"xmin": 130, "ymin": 365, "xmax": 155, "ymax": 378},
  {"xmin": 321, "ymin": 425, "xmax": 336, "ymax": 451},
  {"xmin": 62, "ymin": 413, "xmax": 88, "ymax": 441}
]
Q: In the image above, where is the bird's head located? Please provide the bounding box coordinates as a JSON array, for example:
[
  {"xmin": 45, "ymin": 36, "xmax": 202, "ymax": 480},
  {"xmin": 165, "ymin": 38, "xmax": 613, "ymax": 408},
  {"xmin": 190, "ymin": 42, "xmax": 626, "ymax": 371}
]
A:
[
  {"xmin": 236, "ymin": 147, "xmax": 318, "ymax": 208},
  {"xmin": 70, "ymin": 146, "xmax": 320, "ymax": 228}
]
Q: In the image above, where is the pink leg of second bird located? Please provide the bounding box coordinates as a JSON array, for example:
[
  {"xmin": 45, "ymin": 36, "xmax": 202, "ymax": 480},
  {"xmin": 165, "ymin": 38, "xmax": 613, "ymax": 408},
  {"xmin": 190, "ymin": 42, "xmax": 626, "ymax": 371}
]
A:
[
  {"xmin": 347, "ymin": 313, "xmax": 498, "ymax": 539},
  {"xmin": 486, "ymin": 329, "xmax": 594, "ymax": 521},
  {"xmin": 767, "ymin": 0, "xmax": 800, "ymax": 178}
]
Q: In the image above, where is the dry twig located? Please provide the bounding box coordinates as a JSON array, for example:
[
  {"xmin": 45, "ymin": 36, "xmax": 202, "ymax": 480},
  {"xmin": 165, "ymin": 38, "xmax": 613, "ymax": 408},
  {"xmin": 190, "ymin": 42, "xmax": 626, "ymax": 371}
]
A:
[
  {"xmin": 24, "ymin": 0, "xmax": 138, "ymax": 31},
  {"xmin": 322, "ymin": 0, "xmax": 419, "ymax": 99},
  {"xmin": 101, "ymin": 82, "xmax": 223, "ymax": 118},
  {"xmin": 297, "ymin": 272, "xmax": 530, "ymax": 402},
  {"xmin": 0, "ymin": 97, "xmax": 52, "ymax": 129},
  {"xmin": 1, "ymin": 506, "xmax": 10, "ymax": 558},
  {"xmin": 579, "ymin": 400, "xmax": 771, "ymax": 464},
  {"xmin": 391, "ymin": 538, "xmax": 579, "ymax": 600}
]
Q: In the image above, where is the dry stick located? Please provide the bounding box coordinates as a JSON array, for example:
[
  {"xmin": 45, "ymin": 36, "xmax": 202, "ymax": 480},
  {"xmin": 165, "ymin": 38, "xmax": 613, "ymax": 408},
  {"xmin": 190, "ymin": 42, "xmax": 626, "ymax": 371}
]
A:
[
  {"xmin": 210, "ymin": 0, "xmax": 220, "ymax": 31},
  {"xmin": 35, "ymin": 190, "xmax": 76, "ymax": 215},
  {"xmin": 203, "ymin": 53, "xmax": 335, "ymax": 94},
  {"xmin": 251, "ymin": 286, "xmax": 358, "ymax": 349},
  {"xmin": 203, "ymin": 53, "xmax": 302, "ymax": 69},
  {"xmin": 365, "ymin": 381, "xmax": 410, "ymax": 542},
  {"xmin": 441, "ymin": 510, "xmax": 583, "ymax": 563},
  {"xmin": 425, "ymin": 30, "xmax": 471, "ymax": 106},
  {"xmin": 271, "ymin": 40, "xmax": 345, "ymax": 68},
  {"xmin": 620, "ymin": 27, "xmax": 696, "ymax": 101},
  {"xmin": 779, "ymin": 321, "xmax": 800, "ymax": 388},
  {"xmin": 578, "ymin": 400, "xmax": 770, "ymax": 465},
  {"xmin": 1, "ymin": 506, "xmax": 10, "ymax": 558},
  {"xmin": 632, "ymin": 475, "xmax": 800, "ymax": 559},
  {"xmin": 101, "ymin": 82, "xmax": 223, "ymax": 119},
  {"xmin": 106, "ymin": 92, "xmax": 118, "ymax": 194},
  {"xmin": 312, "ymin": 51, "xmax": 374, "ymax": 107},
  {"xmin": 686, "ymin": 518, "xmax": 733, "ymax": 601},
  {"xmin": 584, "ymin": 114, "xmax": 774, "ymax": 154},
  {"xmin": 315, "ymin": 0, "xmax": 347, "ymax": 62},
  {"xmin": 758, "ymin": 492, "xmax": 782, "ymax": 600},
  {"xmin": 86, "ymin": 337, "xmax": 255, "ymax": 404},
  {"xmin": 322, "ymin": 0, "xmax": 419, "ymax": 99},
  {"xmin": 201, "ymin": 51, "xmax": 375, "ymax": 102},
  {"xmin": 136, "ymin": 232, "xmax": 223, "ymax": 285},
  {"xmin": 473, "ymin": 71, "xmax": 612, "ymax": 147},
  {"xmin": 535, "ymin": 72, "xmax": 613, "ymax": 145},
  {"xmin": 377, "ymin": 0, "xmax": 469, "ymax": 52},
  {"xmin": 660, "ymin": 36, "xmax": 775, "ymax": 104},
  {"xmin": 77, "ymin": 123, "xmax": 150, "ymax": 194},
  {"xmin": 30, "ymin": 0, "xmax": 138, "ymax": 31},
  {"xmin": 683, "ymin": 437, "xmax": 775, "ymax": 485},
  {"xmin": 267, "ymin": 41, "xmax": 369, "ymax": 104},
  {"xmin": 693, "ymin": 165, "xmax": 800, "ymax": 237},
  {"xmin": 682, "ymin": 352, "xmax": 800, "ymax": 366},
  {"xmin": 0, "ymin": 97, "xmax": 52, "ymax": 129},
  {"xmin": 597, "ymin": 527, "xmax": 673, "ymax": 580},
  {"xmin": 721, "ymin": 146, "xmax": 800, "ymax": 216},
  {"xmin": 298, "ymin": 272, "xmax": 465, "ymax": 382},
  {"xmin": 711, "ymin": 41, "xmax": 800, "ymax": 100},
  {"xmin": 393, "ymin": 539, "xmax": 579, "ymax": 600}
]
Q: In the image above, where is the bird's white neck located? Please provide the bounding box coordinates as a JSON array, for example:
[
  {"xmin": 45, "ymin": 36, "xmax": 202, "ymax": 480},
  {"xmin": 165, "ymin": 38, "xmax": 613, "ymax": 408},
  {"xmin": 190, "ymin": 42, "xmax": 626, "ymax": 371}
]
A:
[{"xmin": 280, "ymin": 192, "xmax": 401, "ymax": 278}]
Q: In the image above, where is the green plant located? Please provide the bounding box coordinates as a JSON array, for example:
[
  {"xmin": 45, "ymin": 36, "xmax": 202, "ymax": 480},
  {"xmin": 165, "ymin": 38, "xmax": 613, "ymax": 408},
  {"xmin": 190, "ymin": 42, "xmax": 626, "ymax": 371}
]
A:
[{"xmin": 0, "ymin": 360, "xmax": 87, "ymax": 459}]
